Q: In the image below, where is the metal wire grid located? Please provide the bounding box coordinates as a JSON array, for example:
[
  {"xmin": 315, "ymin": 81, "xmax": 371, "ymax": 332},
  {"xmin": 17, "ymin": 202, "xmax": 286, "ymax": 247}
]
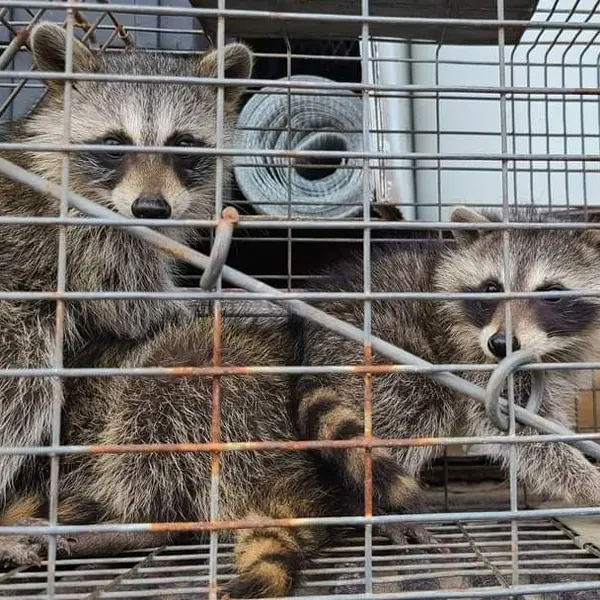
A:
[
  {"xmin": 2, "ymin": 519, "xmax": 600, "ymax": 599},
  {"xmin": 1, "ymin": 0, "xmax": 600, "ymax": 598}
]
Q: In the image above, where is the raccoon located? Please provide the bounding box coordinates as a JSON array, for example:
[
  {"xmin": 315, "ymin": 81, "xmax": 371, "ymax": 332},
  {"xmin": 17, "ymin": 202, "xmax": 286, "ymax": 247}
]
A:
[
  {"xmin": 0, "ymin": 22, "xmax": 251, "ymax": 504},
  {"xmin": 0, "ymin": 315, "xmax": 374, "ymax": 598},
  {"xmin": 294, "ymin": 206, "xmax": 600, "ymax": 515}
]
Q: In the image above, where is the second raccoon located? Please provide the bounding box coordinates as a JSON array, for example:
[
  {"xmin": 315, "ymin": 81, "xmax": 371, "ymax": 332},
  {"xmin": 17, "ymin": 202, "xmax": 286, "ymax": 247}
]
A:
[{"xmin": 295, "ymin": 206, "xmax": 600, "ymax": 514}]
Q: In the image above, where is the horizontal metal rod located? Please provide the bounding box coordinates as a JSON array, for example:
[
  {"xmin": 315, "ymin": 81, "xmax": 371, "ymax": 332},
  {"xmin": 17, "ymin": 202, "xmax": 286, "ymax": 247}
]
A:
[
  {"xmin": 0, "ymin": 155, "xmax": 598, "ymax": 460},
  {"xmin": 0, "ymin": 365, "xmax": 501, "ymax": 377},
  {"xmin": 287, "ymin": 583, "xmax": 600, "ymax": 600},
  {"xmin": 1, "ymin": 0, "xmax": 599, "ymax": 31},
  {"xmin": 17, "ymin": 582, "xmax": 599, "ymax": 600},
  {"xmin": 3, "ymin": 577, "xmax": 600, "ymax": 597},
  {"xmin": 2, "ymin": 574, "xmax": 600, "ymax": 599},
  {"xmin": 6, "ymin": 140, "xmax": 600, "ymax": 162},
  {"xmin": 1, "ymin": 289, "xmax": 599, "ymax": 302},
  {"xmin": 3, "ymin": 17, "xmax": 596, "ymax": 38},
  {"xmin": 3, "ymin": 505, "xmax": 600, "ymax": 536},
  {"xmin": 1, "ymin": 215, "xmax": 600, "ymax": 231},
  {"xmin": 13, "ymin": 148, "xmax": 598, "ymax": 170},
  {"xmin": 1, "ymin": 85, "xmax": 599, "ymax": 103},
  {"xmin": 0, "ymin": 70, "xmax": 598, "ymax": 97},
  {"xmin": 12, "ymin": 43, "xmax": 600, "ymax": 63},
  {"xmin": 1, "ymin": 359, "xmax": 600, "ymax": 378},
  {"xmin": 8, "ymin": 582, "xmax": 598, "ymax": 600},
  {"xmin": 2, "ymin": 46, "xmax": 594, "ymax": 64},
  {"xmin": 3, "ymin": 430, "xmax": 600, "ymax": 458}
]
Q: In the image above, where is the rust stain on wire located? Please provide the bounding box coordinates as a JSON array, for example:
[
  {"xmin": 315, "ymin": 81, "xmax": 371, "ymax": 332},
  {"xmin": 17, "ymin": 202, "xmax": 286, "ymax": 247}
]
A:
[
  {"xmin": 71, "ymin": 10, "xmax": 95, "ymax": 43},
  {"xmin": 161, "ymin": 364, "xmax": 406, "ymax": 376},
  {"xmin": 363, "ymin": 342, "xmax": 373, "ymax": 520},
  {"xmin": 211, "ymin": 303, "xmax": 223, "ymax": 462},
  {"xmin": 221, "ymin": 205, "xmax": 240, "ymax": 224},
  {"xmin": 14, "ymin": 27, "xmax": 29, "ymax": 48},
  {"xmin": 209, "ymin": 285, "xmax": 222, "ymax": 600},
  {"xmin": 105, "ymin": 10, "xmax": 134, "ymax": 48},
  {"xmin": 86, "ymin": 436, "xmax": 443, "ymax": 456},
  {"xmin": 148, "ymin": 515, "xmax": 320, "ymax": 534}
]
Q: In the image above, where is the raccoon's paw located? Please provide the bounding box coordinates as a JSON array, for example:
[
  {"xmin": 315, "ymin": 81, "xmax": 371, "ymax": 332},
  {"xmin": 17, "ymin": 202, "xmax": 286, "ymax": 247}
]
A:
[
  {"xmin": 379, "ymin": 522, "xmax": 449, "ymax": 554},
  {"xmin": 0, "ymin": 533, "xmax": 72, "ymax": 568},
  {"xmin": 0, "ymin": 535, "xmax": 46, "ymax": 567}
]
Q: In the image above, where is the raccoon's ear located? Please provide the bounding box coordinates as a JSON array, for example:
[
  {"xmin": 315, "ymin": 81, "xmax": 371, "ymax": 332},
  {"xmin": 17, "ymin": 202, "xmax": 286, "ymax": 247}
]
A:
[
  {"xmin": 30, "ymin": 22, "xmax": 98, "ymax": 85},
  {"xmin": 568, "ymin": 209, "xmax": 600, "ymax": 249},
  {"xmin": 450, "ymin": 206, "xmax": 493, "ymax": 245},
  {"xmin": 197, "ymin": 43, "xmax": 253, "ymax": 106}
]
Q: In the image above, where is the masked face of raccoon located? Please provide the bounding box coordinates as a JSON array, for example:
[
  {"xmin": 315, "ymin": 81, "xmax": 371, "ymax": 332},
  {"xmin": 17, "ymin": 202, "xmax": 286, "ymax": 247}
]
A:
[
  {"xmin": 25, "ymin": 22, "xmax": 252, "ymax": 223},
  {"xmin": 435, "ymin": 206, "xmax": 600, "ymax": 364}
]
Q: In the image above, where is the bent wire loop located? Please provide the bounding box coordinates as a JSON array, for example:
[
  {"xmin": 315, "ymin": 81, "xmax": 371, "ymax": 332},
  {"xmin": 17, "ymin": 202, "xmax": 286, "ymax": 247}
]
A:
[
  {"xmin": 199, "ymin": 206, "xmax": 239, "ymax": 290},
  {"xmin": 1, "ymin": 155, "xmax": 599, "ymax": 459},
  {"xmin": 484, "ymin": 347, "xmax": 546, "ymax": 432}
]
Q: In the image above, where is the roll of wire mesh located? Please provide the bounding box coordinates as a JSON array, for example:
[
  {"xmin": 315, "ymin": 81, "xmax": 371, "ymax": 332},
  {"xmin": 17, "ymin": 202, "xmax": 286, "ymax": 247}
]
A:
[{"xmin": 233, "ymin": 75, "xmax": 365, "ymax": 219}]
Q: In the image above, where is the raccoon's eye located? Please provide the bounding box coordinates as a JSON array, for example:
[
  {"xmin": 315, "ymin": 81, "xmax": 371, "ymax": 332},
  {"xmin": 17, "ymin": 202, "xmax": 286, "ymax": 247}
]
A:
[
  {"xmin": 101, "ymin": 137, "xmax": 125, "ymax": 160},
  {"xmin": 169, "ymin": 136, "xmax": 198, "ymax": 162},
  {"xmin": 537, "ymin": 285, "xmax": 567, "ymax": 304},
  {"xmin": 175, "ymin": 137, "xmax": 195, "ymax": 158},
  {"xmin": 167, "ymin": 134, "xmax": 208, "ymax": 167},
  {"xmin": 481, "ymin": 280, "xmax": 502, "ymax": 294}
]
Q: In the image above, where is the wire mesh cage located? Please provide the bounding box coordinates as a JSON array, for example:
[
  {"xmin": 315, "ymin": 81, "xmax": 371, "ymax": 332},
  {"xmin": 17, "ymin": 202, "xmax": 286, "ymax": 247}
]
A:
[{"xmin": 1, "ymin": 0, "xmax": 600, "ymax": 598}]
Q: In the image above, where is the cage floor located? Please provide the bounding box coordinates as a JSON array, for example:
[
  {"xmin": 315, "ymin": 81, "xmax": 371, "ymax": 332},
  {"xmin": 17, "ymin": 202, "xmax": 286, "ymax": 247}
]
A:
[{"xmin": 1, "ymin": 518, "xmax": 600, "ymax": 599}]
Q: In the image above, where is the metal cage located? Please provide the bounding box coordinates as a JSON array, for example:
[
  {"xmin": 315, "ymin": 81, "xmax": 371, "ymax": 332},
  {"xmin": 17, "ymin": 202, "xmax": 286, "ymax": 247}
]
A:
[{"xmin": 1, "ymin": 0, "xmax": 600, "ymax": 598}]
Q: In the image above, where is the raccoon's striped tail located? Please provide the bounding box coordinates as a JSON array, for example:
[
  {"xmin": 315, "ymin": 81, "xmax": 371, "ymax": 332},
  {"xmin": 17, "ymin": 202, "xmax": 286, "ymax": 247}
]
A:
[
  {"xmin": 0, "ymin": 492, "xmax": 102, "ymax": 526},
  {"xmin": 223, "ymin": 469, "xmax": 335, "ymax": 600},
  {"xmin": 225, "ymin": 513, "xmax": 326, "ymax": 599},
  {"xmin": 296, "ymin": 386, "xmax": 423, "ymax": 514}
]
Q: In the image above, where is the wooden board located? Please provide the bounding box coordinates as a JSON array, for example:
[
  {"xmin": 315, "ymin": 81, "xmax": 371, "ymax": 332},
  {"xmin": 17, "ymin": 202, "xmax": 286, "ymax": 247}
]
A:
[
  {"xmin": 577, "ymin": 373, "xmax": 600, "ymax": 432},
  {"xmin": 191, "ymin": 0, "xmax": 538, "ymax": 45}
]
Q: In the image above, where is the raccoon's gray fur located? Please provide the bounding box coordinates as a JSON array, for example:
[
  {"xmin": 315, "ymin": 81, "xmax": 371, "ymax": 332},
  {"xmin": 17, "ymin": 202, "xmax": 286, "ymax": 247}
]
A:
[
  {"xmin": 294, "ymin": 206, "xmax": 600, "ymax": 515},
  {"xmin": 0, "ymin": 300, "xmax": 437, "ymax": 598},
  {"xmin": 0, "ymin": 22, "xmax": 251, "ymax": 504},
  {"xmin": 0, "ymin": 316, "xmax": 355, "ymax": 598}
]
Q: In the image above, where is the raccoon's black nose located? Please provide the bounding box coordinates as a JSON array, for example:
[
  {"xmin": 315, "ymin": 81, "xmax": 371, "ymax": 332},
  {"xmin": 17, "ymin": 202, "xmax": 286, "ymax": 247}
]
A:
[
  {"xmin": 487, "ymin": 333, "xmax": 520, "ymax": 359},
  {"xmin": 131, "ymin": 194, "xmax": 171, "ymax": 219}
]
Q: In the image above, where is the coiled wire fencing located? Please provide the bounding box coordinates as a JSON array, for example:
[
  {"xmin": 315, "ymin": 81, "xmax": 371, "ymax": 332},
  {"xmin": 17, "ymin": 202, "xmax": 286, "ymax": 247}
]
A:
[{"xmin": 1, "ymin": 0, "xmax": 600, "ymax": 598}]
